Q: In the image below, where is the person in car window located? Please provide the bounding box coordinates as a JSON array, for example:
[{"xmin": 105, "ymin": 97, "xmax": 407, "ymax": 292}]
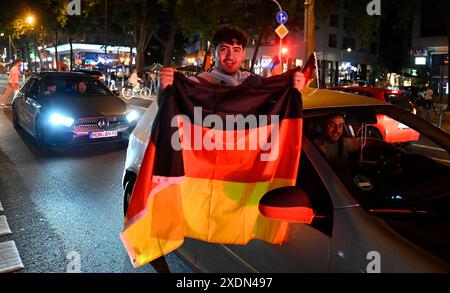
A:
[
  {"xmin": 78, "ymin": 81, "xmax": 87, "ymax": 94},
  {"xmin": 314, "ymin": 114, "xmax": 360, "ymax": 161},
  {"xmin": 44, "ymin": 81, "xmax": 57, "ymax": 96}
]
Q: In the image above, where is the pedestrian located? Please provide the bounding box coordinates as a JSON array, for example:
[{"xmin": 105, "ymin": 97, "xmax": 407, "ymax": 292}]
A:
[
  {"xmin": 109, "ymin": 72, "xmax": 117, "ymax": 90},
  {"xmin": 424, "ymin": 86, "xmax": 434, "ymax": 110},
  {"xmin": 1, "ymin": 59, "xmax": 22, "ymax": 108},
  {"xmin": 158, "ymin": 25, "xmax": 305, "ymax": 106}
]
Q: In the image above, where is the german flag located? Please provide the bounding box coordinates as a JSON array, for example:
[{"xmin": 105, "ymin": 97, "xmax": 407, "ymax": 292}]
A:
[{"xmin": 120, "ymin": 69, "xmax": 304, "ymax": 268}]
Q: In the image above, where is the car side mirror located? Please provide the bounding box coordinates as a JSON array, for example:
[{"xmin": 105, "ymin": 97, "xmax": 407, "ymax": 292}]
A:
[{"xmin": 259, "ymin": 187, "xmax": 315, "ymax": 224}]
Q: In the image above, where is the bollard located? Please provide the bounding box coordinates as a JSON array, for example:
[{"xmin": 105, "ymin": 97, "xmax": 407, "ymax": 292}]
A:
[{"xmin": 438, "ymin": 109, "xmax": 445, "ymax": 129}]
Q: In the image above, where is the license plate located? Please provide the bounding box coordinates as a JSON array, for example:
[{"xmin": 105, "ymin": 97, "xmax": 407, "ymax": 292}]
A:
[{"xmin": 89, "ymin": 131, "xmax": 118, "ymax": 139}]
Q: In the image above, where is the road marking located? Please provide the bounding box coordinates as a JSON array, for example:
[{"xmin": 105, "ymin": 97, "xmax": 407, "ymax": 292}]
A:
[
  {"xmin": 412, "ymin": 144, "xmax": 447, "ymax": 152},
  {"xmin": 432, "ymin": 157, "xmax": 450, "ymax": 164},
  {"xmin": 0, "ymin": 216, "xmax": 12, "ymax": 236},
  {"xmin": 0, "ymin": 241, "xmax": 25, "ymax": 273},
  {"xmin": 0, "ymin": 201, "xmax": 3, "ymax": 212}
]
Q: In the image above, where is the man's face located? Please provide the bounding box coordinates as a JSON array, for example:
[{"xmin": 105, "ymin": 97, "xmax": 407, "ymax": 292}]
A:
[
  {"xmin": 79, "ymin": 82, "xmax": 87, "ymax": 93},
  {"xmin": 213, "ymin": 39, "xmax": 245, "ymax": 75},
  {"xmin": 47, "ymin": 85, "xmax": 56, "ymax": 93},
  {"xmin": 325, "ymin": 116, "xmax": 345, "ymax": 143},
  {"xmin": 293, "ymin": 72, "xmax": 306, "ymax": 91}
]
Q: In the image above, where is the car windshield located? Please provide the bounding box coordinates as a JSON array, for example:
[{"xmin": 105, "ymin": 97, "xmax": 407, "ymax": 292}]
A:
[
  {"xmin": 385, "ymin": 93, "xmax": 413, "ymax": 112},
  {"xmin": 305, "ymin": 106, "xmax": 450, "ymax": 217},
  {"xmin": 42, "ymin": 76, "xmax": 110, "ymax": 97}
]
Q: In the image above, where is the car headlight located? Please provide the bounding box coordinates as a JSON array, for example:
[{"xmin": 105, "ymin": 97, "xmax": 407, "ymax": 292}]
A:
[
  {"xmin": 50, "ymin": 113, "xmax": 75, "ymax": 127},
  {"xmin": 126, "ymin": 110, "xmax": 139, "ymax": 123}
]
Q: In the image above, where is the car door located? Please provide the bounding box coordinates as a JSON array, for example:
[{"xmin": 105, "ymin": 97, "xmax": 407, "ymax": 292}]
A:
[
  {"xmin": 14, "ymin": 78, "xmax": 35, "ymax": 132},
  {"xmin": 194, "ymin": 143, "xmax": 334, "ymax": 273},
  {"xmin": 23, "ymin": 79, "xmax": 42, "ymax": 135}
]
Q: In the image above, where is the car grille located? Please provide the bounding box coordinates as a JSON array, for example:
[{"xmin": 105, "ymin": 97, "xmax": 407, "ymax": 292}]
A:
[{"xmin": 73, "ymin": 116, "xmax": 129, "ymax": 133}]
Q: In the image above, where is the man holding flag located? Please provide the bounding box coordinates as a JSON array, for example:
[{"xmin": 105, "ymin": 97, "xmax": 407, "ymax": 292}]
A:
[{"xmin": 124, "ymin": 25, "xmax": 315, "ymax": 272}]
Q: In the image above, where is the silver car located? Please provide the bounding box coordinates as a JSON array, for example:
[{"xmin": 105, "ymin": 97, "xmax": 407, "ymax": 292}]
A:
[{"xmin": 122, "ymin": 88, "xmax": 450, "ymax": 272}]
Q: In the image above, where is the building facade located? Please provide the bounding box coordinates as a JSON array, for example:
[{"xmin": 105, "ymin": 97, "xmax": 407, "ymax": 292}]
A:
[{"xmin": 410, "ymin": 1, "xmax": 448, "ymax": 98}]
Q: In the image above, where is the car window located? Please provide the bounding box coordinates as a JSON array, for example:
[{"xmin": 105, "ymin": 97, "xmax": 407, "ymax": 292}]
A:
[
  {"xmin": 29, "ymin": 79, "xmax": 41, "ymax": 97},
  {"xmin": 305, "ymin": 107, "xmax": 450, "ymax": 218},
  {"xmin": 385, "ymin": 93, "xmax": 413, "ymax": 112},
  {"xmin": 349, "ymin": 90, "xmax": 374, "ymax": 98},
  {"xmin": 21, "ymin": 78, "xmax": 34, "ymax": 93},
  {"xmin": 42, "ymin": 77, "xmax": 110, "ymax": 96}
]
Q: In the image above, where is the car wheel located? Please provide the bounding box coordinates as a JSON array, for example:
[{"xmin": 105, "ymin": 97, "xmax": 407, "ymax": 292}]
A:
[
  {"xmin": 140, "ymin": 87, "xmax": 151, "ymax": 99},
  {"xmin": 122, "ymin": 88, "xmax": 134, "ymax": 100},
  {"xmin": 123, "ymin": 176, "xmax": 136, "ymax": 217},
  {"xmin": 12, "ymin": 103, "xmax": 21, "ymax": 130},
  {"xmin": 34, "ymin": 116, "xmax": 47, "ymax": 148}
]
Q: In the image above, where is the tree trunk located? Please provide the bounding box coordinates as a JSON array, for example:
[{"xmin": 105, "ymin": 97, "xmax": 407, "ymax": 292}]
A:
[
  {"xmin": 25, "ymin": 40, "xmax": 33, "ymax": 73},
  {"xmin": 55, "ymin": 27, "xmax": 59, "ymax": 71},
  {"xmin": 136, "ymin": 22, "xmax": 146, "ymax": 73},
  {"xmin": 69, "ymin": 38, "xmax": 73, "ymax": 71},
  {"xmin": 306, "ymin": 0, "xmax": 316, "ymax": 59},
  {"xmin": 250, "ymin": 25, "xmax": 267, "ymax": 73},
  {"xmin": 163, "ymin": 0, "xmax": 177, "ymax": 66},
  {"xmin": 129, "ymin": 46, "xmax": 133, "ymax": 74}
]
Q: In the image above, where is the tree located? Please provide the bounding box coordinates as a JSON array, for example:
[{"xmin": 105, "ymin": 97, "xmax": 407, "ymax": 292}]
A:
[{"xmin": 108, "ymin": 0, "xmax": 160, "ymax": 73}]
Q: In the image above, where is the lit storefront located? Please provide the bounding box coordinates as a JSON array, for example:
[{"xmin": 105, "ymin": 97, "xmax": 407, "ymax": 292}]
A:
[{"xmin": 45, "ymin": 43, "xmax": 136, "ymax": 75}]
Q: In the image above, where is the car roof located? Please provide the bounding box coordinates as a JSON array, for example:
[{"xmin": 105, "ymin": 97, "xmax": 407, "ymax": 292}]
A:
[
  {"xmin": 301, "ymin": 88, "xmax": 387, "ymax": 110},
  {"xmin": 330, "ymin": 86, "xmax": 403, "ymax": 95},
  {"xmin": 34, "ymin": 71, "xmax": 98, "ymax": 79}
]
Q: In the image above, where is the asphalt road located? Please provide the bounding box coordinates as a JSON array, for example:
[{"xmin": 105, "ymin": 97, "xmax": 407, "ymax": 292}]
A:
[{"xmin": 0, "ymin": 79, "xmax": 190, "ymax": 273}]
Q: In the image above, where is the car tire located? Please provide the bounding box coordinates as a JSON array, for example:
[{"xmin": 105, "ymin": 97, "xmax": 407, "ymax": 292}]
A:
[
  {"xmin": 12, "ymin": 103, "xmax": 21, "ymax": 130},
  {"xmin": 123, "ymin": 176, "xmax": 136, "ymax": 217},
  {"xmin": 34, "ymin": 116, "xmax": 47, "ymax": 148},
  {"xmin": 140, "ymin": 87, "xmax": 151, "ymax": 100},
  {"xmin": 122, "ymin": 88, "xmax": 133, "ymax": 100}
]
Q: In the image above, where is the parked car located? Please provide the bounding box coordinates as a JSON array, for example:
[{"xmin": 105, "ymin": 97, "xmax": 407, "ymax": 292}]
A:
[
  {"xmin": 328, "ymin": 86, "xmax": 419, "ymax": 143},
  {"xmin": 12, "ymin": 72, "xmax": 139, "ymax": 147},
  {"xmin": 122, "ymin": 88, "xmax": 450, "ymax": 272}
]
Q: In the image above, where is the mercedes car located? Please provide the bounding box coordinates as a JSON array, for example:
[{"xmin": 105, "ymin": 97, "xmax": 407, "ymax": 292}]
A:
[{"xmin": 12, "ymin": 72, "xmax": 139, "ymax": 147}]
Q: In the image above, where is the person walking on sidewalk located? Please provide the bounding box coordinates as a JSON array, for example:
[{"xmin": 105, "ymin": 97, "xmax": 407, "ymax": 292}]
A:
[
  {"xmin": 1, "ymin": 59, "xmax": 22, "ymax": 108},
  {"xmin": 424, "ymin": 86, "xmax": 434, "ymax": 110}
]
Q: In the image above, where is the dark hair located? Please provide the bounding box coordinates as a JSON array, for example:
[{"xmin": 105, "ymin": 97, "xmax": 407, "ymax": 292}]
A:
[{"xmin": 211, "ymin": 25, "xmax": 248, "ymax": 49}]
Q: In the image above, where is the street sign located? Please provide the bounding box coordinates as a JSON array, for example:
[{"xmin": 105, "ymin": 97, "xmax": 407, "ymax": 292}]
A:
[
  {"xmin": 275, "ymin": 24, "xmax": 289, "ymax": 39},
  {"xmin": 276, "ymin": 11, "xmax": 288, "ymax": 24}
]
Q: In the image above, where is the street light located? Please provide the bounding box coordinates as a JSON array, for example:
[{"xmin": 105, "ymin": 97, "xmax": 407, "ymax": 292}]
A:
[{"xmin": 26, "ymin": 15, "xmax": 35, "ymax": 25}]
